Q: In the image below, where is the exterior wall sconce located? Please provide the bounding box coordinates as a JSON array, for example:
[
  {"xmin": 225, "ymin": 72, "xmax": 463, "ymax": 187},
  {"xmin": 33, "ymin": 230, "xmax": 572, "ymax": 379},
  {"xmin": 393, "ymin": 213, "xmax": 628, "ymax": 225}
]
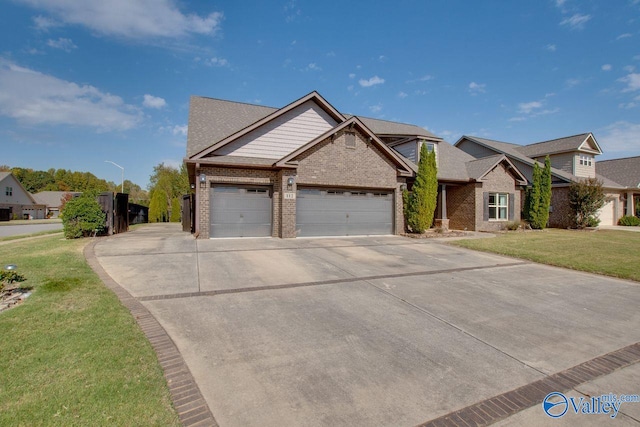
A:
[
  {"xmin": 287, "ymin": 177, "xmax": 295, "ymax": 186},
  {"xmin": 199, "ymin": 173, "xmax": 207, "ymax": 187},
  {"xmin": 400, "ymin": 183, "xmax": 407, "ymax": 191}
]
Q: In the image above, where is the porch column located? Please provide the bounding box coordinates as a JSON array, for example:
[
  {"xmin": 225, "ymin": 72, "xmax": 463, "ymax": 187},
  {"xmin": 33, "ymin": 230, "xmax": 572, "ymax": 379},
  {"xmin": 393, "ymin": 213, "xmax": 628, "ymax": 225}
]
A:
[
  {"xmin": 628, "ymin": 191, "xmax": 636, "ymax": 217},
  {"xmin": 441, "ymin": 184, "xmax": 447, "ymax": 219}
]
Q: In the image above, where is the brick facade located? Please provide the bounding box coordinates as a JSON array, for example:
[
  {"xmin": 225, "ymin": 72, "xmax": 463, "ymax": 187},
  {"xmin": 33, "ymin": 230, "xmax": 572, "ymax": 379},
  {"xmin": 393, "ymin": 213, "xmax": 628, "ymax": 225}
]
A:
[
  {"xmin": 195, "ymin": 128, "xmax": 406, "ymax": 238},
  {"xmin": 444, "ymin": 163, "xmax": 522, "ymax": 231}
]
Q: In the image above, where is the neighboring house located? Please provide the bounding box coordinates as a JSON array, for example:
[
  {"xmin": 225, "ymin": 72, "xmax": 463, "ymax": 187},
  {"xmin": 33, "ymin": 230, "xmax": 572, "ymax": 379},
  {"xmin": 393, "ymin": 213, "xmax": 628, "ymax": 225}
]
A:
[
  {"xmin": 596, "ymin": 156, "xmax": 640, "ymax": 219},
  {"xmin": 185, "ymin": 91, "xmax": 528, "ymax": 238},
  {"xmin": 33, "ymin": 191, "xmax": 82, "ymax": 218},
  {"xmin": 455, "ymin": 133, "xmax": 627, "ymax": 227},
  {"xmin": 0, "ymin": 172, "xmax": 46, "ymax": 219}
]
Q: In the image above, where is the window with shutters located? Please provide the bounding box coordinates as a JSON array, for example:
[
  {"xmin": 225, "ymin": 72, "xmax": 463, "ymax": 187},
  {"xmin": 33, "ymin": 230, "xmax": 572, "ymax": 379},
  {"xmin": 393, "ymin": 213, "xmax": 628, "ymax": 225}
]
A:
[{"xmin": 488, "ymin": 193, "xmax": 508, "ymax": 221}]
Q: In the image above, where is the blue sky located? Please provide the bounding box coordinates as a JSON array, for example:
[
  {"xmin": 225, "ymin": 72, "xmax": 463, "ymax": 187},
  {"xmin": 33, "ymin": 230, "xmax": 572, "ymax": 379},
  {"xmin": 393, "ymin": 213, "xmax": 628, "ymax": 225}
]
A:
[{"xmin": 1, "ymin": 0, "xmax": 639, "ymax": 188}]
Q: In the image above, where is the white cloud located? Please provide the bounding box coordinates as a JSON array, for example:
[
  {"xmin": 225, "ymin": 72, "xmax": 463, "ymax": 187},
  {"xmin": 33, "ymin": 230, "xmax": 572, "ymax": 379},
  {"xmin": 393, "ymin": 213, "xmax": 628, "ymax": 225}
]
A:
[
  {"xmin": 18, "ymin": 0, "xmax": 223, "ymax": 39},
  {"xmin": 623, "ymin": 65, "xmax": 636, "ymax": 72},
  {"xmin": 546, "ymin": 44, "xmax": 557, "ymax": 52},
  {"xmin": 601, "ymin": 64, "xmax": 612, "ymax": 71},
  {"xmin": 599, "ymin": 121, "xmax": 640, "ymax": 152},
  {"xmin": 0, "ymin": 58, "xmax": 141, "ymax": 131},
  {"xmin": 369, "ymin": 103, "xmax": 382, "ymax": 113},
  {"xmin": 46, "ymin": 37, "xmax": 77, "ymax": 52},
  {"xmin": 397, "ymin": 91, "xmax": 408, "ymax": 99},
  {"xmin": 518, "ymin": 101, "xmax": 543, "ymax": 114},
  {"xmin": 634, "ymin": 55, "xmax": 640, "ymax": 61},
  {"xmin": 32, "ymin": 14, "xmax": 60, "ymax": 31},
  {"xmin": 511, "ymin": 99, "xmax": 559, "ymax": 121},
  {"xmin": 305, "ymin": 63, "xmax": 321, "ymax": 71},
  {"xmin": 204, "ymin": 56, "xmax": 229, "ymax": 67},
  {"xmin": 161, "ymin": 158, "xmax": 182, "ymax": 169},
  {"xmin": 468, "ymin": 81, "xmax": 486, "ymax": 95},
  {"xmin": 172, "ymin": 124, "xmax": 187, "ymax": 136},
  {"xmin": 565, "ymin": 77, "xmax": 584, "ymax": 88},
  {"xmin": 555, "ymin": 0, "xmax": 566, "ymax": 7},
  {"xmin": 560, "ymin": 13, "xmax": 591, "ymax": 30},
  {"xmin": 348, "ymin": 73, "xmax": 356, "ymax": 79},
  {"xmin": 378, "ymin": 55, "xmax": 387, "ymax": 62},
  {"xmin": 359, "ymin": 76, "xmax": 384, "ymax": 87},
  {"xmin": 619, "ymin": 73, "xmax": 640, "ymax": 92},
  {"xmin": 617, "ymin": 33, "xmax": 632, "ymax": 40},
  {"xmin": 142, "ymin": 94, "xmax": 166, "ymax": 109}
]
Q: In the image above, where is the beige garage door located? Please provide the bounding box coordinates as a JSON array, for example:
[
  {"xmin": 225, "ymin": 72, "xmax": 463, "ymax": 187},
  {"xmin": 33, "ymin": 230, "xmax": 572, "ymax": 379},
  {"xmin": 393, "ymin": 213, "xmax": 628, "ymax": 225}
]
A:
[{"xmin": 598, "ymin": 199, "xmax": 615, "ymax": 226}]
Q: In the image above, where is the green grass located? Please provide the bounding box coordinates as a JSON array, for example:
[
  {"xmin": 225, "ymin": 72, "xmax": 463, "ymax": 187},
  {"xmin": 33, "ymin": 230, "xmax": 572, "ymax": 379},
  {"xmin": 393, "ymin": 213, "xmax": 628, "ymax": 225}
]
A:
[
  {"xmin": 0, "ymin": 235, "xmax": 179, "ymax": 426},
  {"xmin": 0, "ymin": 229, "xmax": 63, "ymax": 242},
  {"xmin": 451, "ymin": 229, "xmax": 640, "ymax": 281},
  {"xmin": 0, "ymin": 219, "xmax": 62, "ymax": 226}
]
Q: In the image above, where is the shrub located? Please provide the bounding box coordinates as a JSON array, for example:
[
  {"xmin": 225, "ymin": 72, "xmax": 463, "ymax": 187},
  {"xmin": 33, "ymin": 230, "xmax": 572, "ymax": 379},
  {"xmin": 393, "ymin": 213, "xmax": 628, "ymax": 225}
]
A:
[
  {"xmin": 505, "ymin": 221, "xmax": 520, "ymax": 231},
  {"xmin": 0, "ymin": 270, "xmax": 26, "ymax": 292},
  {"xmin": 619, "ymin": 215, "xmax": 640, "ymax": 226},
  {"xmin": 568, "ymin": 178, "xmax": 605, "ymax": 229},
  {"xmin": 170, "ymin": 197, "xmax": 181, "ymax": 222},
  {"xmin": 60, "ymin": 195, "xmax": 106, "ymax": 238}
]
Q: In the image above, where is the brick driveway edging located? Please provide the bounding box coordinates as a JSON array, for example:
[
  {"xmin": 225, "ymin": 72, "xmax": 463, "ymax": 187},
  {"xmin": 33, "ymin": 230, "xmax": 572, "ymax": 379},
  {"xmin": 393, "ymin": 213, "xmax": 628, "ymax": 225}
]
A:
[{"xmin": 84, "ymin": 238, "xmax": 218, "ymax": 427}]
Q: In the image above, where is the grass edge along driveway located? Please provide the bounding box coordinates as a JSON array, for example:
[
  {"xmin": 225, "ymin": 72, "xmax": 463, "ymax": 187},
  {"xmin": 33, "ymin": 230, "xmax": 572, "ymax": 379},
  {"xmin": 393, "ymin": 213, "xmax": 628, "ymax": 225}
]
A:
[
  {"xmin": 0, "ymin": 234, "xmax": 179, "ymax": 426},
  {"xmin": 451, "ymin": 229, "xmax": 640, "ymax": 282}
]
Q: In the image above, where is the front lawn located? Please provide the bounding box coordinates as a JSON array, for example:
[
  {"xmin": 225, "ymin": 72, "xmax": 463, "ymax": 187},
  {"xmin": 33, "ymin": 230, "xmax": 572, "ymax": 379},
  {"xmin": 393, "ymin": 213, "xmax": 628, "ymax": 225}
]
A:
[
  {"xmin": 0, "ymin": 235, "xmax": 179, "ymax": 426},
  {"xmin": 451, "ymin": 229, "xmax": 640, "ymax": 282}
]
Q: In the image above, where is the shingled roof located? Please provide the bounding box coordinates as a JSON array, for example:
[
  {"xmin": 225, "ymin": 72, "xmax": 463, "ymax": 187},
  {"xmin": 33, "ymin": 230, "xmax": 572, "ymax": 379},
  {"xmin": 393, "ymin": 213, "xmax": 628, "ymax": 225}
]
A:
[
  {"xmin": 516, "ymin": 133, "xmax": 600, "ymax": 158},
  {"xmin": 186, "ymin": 94, "xmax": 440, "ymax": 158},
  {"xmin": 596, "ymin": 156, "xmax": 640, "ymax": 189}
]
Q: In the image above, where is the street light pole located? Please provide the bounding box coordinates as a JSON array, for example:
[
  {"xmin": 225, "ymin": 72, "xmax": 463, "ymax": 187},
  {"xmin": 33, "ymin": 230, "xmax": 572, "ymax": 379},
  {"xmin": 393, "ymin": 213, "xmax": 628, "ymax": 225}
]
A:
[{"xmin": 105, "ymin": 160, "xmax": 124, "ymax": 193}]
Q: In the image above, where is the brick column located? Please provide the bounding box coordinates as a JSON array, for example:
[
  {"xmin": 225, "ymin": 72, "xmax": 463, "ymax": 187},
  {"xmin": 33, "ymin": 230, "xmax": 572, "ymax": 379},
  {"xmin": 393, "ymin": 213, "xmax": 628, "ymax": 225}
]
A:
[{"xmin": 280, "ymin": 172, "xmax": 297, "ymax": 238}]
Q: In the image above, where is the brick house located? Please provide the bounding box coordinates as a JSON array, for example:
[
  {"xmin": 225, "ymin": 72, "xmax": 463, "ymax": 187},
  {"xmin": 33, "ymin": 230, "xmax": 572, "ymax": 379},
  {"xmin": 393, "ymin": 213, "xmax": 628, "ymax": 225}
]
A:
[
  {"xmin": 185, "ymin": 92, "xmax": 527, "ymax": 238},
  {"xmin": 455, "ymin": 134, "xmax": 629, "ymax": 227}
]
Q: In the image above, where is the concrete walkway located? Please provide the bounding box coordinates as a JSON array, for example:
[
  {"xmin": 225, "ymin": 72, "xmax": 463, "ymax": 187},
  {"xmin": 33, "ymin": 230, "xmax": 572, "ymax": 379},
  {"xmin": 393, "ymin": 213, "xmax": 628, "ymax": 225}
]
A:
[
  {"xmin": 599, "ymin": 225, "xmax": 640, "ymax": 232},
  {"xmin": 90, "ymin": 223, "xmax": 640, "ymax": 426}
]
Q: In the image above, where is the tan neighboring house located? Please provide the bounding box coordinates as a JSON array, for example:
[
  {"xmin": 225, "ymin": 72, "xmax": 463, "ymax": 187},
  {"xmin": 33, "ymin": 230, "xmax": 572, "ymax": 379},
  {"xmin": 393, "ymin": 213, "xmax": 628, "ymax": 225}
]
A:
[
  {"xmin": 0, "ymin": 172, "xmax": 46, "ymax": 219},
  {"xmin": 33, "ymin": 191, "xmax": 82, "ymax": 218},
  {"xmin": 596, "ymin": 156, "xmax": 640, "ymax": 219},
  {"xmin": 185, "ymin": 91, "xmax": 528, "ymax": 238},
  {"xmin": 455, "ymin": 133, "xmax": 628, "ymax": 227}
]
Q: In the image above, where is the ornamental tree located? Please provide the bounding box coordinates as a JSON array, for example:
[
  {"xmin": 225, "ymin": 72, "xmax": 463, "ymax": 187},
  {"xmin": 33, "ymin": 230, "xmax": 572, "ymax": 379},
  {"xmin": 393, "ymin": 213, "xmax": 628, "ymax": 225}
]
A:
[
  {"xmin": 569, "ymin": 178, "xmax": 605, "ymax": 228},
  {"xmin": 406, "ymin": 144, "xmax": 438, "ymax": 233}
]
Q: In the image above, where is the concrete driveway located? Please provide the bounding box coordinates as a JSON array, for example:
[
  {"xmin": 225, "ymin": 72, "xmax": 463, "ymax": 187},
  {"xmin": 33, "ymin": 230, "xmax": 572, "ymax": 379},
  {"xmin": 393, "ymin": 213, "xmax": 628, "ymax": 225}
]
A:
[{"xmin": 92, "ymin": 224, "xmax": 640, "ymax": 426}]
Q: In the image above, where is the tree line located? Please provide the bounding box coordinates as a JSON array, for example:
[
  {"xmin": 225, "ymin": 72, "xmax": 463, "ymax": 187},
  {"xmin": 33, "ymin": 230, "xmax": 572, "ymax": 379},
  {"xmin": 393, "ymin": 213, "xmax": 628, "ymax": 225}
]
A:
[{"xmin": 0, "ymin": 165, "xmax": 149, "ymax": 206}]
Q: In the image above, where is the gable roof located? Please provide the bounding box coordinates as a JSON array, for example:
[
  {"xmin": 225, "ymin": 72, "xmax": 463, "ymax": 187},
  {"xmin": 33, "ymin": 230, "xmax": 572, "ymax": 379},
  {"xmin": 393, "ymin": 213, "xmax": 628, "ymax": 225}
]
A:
[
  {"xmin": 455, "ymin": 135, "xmax": 576, "ymax": 183},
  {"xmin": 33, "ymin": 191, "xmax": 82, "ymax": 207},
  {"xmin": 345, "ymin": 115, "xmax": 440, "ymax": 140},
  {"xmin": 516, "ymin": 133, "xmax": 601, "ymax": 158},
  {"xmin": 186, "ymin": 92, "xmax": 441, "ymax": 160},
  {"xmin": 465, "ymin": 155, "xmax": 527, "ymax": 185},
  {"xmin": 187, "ymin": 96, "xmax": 276, "ymax": 157},
  {"xmin": 596, "ymin": 156, "xmax": 640, "ymax": 189},
  {"xmin": 189, "ymin": 91, "xmax": 345, "ymax": 159},
  {"xmin": 275, "ymin": 116, "xmax": 414, "ymax": 176},
  {"xmin": 0, "ymin": 172, "xmax": 40, "ymax": 204}
]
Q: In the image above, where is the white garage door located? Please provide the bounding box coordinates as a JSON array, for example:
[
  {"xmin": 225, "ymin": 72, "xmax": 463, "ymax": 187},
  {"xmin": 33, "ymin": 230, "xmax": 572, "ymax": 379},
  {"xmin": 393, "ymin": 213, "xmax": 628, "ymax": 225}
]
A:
[
  {"xmin": 296, "ymin": 188, "xmax": 393, "ymax": 237},
  {"xmin": 598, "ymin": 199, "xmax": 615, "ymax": 226},
  {"xmin": 210, "ymin": 185, "xmax": 272, "ymax": 238}
]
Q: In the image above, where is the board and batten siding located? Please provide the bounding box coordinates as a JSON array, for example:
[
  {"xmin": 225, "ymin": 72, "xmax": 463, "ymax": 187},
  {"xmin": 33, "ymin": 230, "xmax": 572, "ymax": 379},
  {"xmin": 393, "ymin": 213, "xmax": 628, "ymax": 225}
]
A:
[
  {"xmin": 213, "ymin": 100, "xmax": 338, "ymax": 159},
  {"xmin": 393, "ymin": 141, "xmax": 418, "ymax": 162}
]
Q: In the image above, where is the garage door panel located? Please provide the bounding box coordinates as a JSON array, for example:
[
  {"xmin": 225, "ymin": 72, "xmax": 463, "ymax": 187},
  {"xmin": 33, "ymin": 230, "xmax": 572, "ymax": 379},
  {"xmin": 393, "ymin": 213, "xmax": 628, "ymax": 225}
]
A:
[
  {"xmin": 296, "ymin": 188, "xmax": 393, "ymax": 237},
  {"xmin": 210, "ymin": 186, "xmax": 272, "ymax": 238}
]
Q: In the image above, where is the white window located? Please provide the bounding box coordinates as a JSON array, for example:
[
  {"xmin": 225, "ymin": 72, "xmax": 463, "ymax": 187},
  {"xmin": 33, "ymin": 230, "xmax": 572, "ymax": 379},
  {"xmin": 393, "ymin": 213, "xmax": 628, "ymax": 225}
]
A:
[
  {"xmin": 5, "ymin": 186, "xmax": 12, "ymax": 196},
  {"xmin": 489, "ymin": 193, "xmax": 508, "ymax": 220},
  {"xmin": 579, "ymin": 155, "xmax": 593, "ymax": 166}
]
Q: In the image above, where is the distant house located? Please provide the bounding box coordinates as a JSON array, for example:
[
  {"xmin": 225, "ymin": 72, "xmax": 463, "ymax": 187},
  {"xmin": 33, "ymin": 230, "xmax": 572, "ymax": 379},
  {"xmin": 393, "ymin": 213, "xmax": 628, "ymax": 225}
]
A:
[
  {"xmin": 455, "ymin": 134, "xmax": 630, "ymax": 227},
  {"xmin": 184, "ymin": 91, "xmax": 528, "ymax": 238},
  {"xmin": 33, "ymin": 191, "xmax": 82, "ymax": 218},
  {"xmin": 596, "ymin": 156, "xmax": 640, "ymax": 218},
  {"xmin": 0, "ymin": 172, "xmax": 46, "ymax": 219}
]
